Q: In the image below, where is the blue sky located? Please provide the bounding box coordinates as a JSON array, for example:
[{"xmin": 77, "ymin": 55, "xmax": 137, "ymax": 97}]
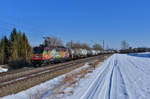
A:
[{"xmin": 0, "ymin": 0, "xmax": 150, "ymax": 49}]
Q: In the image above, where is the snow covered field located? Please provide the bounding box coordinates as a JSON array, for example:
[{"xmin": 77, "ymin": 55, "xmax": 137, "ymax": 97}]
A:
[
  {"xmin": 82, "ymin": 53, "xmax": 150, "ymax": 99},
  {"xmin": 3, "ymin": 53, "xmax": 150, "ymax": 99}
]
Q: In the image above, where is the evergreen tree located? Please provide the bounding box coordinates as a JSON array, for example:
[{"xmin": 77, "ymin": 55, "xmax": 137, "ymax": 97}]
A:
[
  {"xmin": 0, "ymin": 37, "xmax": 5, "ymax": 64},
  {"xmin": 4, "ymin": 36, "xmax": 10, "ymax": 63},
  {"xmin": 10, "ymin": 28, "xmax": 19, "ymax": 61},
  {"xmin": 0, "ymin": 28, "xmax": 31, "ymax": 67},
  {"xmin": 9, "ymin": 28, "xmax": 31, "ymax": 67},
  {"xmin": 0, "ymin": 36, "xmax": 10, "ymax": 64},
  {"xmin": 10, "ymin": 28, "xmax": 17, "ymax": 41},
  {"xmin": 22, "ymin": 33, "xmax": 31, "ymax": 63}
]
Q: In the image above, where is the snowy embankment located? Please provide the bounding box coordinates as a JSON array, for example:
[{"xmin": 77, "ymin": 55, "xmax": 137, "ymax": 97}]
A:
[
  {"xmin": 2, "ymin": 59, "xmax": 104, "ymax": 99},
  {"xmin": 0, "ymin": 66, "xmax": 8, "ymax": 73}
]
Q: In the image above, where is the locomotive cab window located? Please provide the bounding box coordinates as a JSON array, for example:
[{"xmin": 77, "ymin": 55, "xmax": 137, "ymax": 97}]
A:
[{"xmin": 33, "ymin": 47, "xmax": 44, "ymax": 54}]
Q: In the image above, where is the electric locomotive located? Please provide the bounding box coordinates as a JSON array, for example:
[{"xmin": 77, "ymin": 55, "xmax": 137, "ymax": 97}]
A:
[{"xmin": 31, "ymin": 46, "xmax": 70, "ymax": 65}]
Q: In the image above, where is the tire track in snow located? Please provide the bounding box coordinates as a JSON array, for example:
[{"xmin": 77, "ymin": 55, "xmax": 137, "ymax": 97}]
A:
[
  {"xmin": 80, "ymin": 55, "xmax": 114, "ymax": 99},
  {"xmin": 117, "ymin": 64, "xmax": 129, "ymax": 99},
  {"xmin": 107, "ymin": 59, "xmax": 117, "ymax": 99},
  {"xmin": 81, "ymin": 55, "xmax": 119, "ymax": 99},
  {"xmin": 107, "ymin": 55, "xmax": 129, "ymax": 99},
  {"xmin": 81, "ymin": 54, "xmax": 150, "ymax": 99}
]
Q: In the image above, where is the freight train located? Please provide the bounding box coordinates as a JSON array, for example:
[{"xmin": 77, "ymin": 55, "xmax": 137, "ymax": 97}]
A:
[{"xmin": 31, "ymin": 46, "xmax": 105, "ymax": 66}]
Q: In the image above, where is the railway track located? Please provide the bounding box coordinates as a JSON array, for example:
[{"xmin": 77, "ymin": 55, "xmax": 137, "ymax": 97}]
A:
[
  {"xmin": 0, "ymin": 61, "xmax": 76, "ymax": 86},
  {"xmin": 0, "ymin": 56, "xmax": 99, "ymax": 86},
  {"xmin": 0, "ymin": 54, "xmax": 110, "ymax": 97}
]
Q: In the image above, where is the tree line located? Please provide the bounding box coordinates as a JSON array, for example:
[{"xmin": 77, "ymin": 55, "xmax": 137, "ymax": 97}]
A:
[
  {"xmin": 119, "ymin": 40, "xmax": 150, "ymax": 53},
  {"xmin": 0, "ymin": 28, "xmax": 31, "ymax": 68},
  {"xmin": 0, "ymin": 29, "xmax": 103, "ymax": 68},
  {"xmin": 66, "ymin": 41, "xmax": 103, "ymax": 50},
  {"xmin": 43, "ymin": 36, "xmax": 103, "ymax": 50}
]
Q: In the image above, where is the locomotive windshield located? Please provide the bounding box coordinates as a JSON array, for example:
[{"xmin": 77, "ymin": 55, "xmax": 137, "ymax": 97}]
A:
[{"xmin": 32, "ymin": 47, "xmax": 44, "ymax": 54}]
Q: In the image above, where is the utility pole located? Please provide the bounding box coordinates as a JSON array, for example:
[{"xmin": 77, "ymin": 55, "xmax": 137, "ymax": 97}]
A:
[
  {"xmin": 91, "ymin": 40, "xmax": 104, "ymax": 50},
  {"xmin": 103, "ymin": 40, "xmax": 105, "ymax": 50},
  {"xmin": 71, "ymin": 40, "xmax": 73, "ymax": 49},
  {"xmin": 106, "ymin": 44, "xmax": 109, "ymax": 50}
]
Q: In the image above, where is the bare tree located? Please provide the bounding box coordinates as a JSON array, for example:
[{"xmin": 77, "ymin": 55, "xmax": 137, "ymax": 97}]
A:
[
  {"xmin": 121, "ymin": 40, "xmax": 130, "ymax": 50},
  {"xmin": 73, "ymin": 42, "xmax": 81, "ymax": 49},
  {"xmin": 43, "ymin": 36, "xmax": 63, "ymax": 47},
  {"xmin": 66, "ymin": 41, "xmax": 73, "ymax": 48},
  {"xmin": 66, "ymin": 41, "xmax": 91, "ymax": 49},
  {"xmin": 66, "ymin": 41, "xmax": 81, "ymax": 49},
  {"xmin": 92, "ymin": 43, "xmax": 103, "ymax": 50},
  {"xmin": 80, "ymin": 43, "xmax": 91, "ymax": 49}
]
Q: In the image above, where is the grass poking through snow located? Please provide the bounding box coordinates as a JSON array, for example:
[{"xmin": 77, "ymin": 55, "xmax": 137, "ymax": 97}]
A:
[{"xmin": 30, "ymin": 56, "xmax": 109, "ymax": 99}]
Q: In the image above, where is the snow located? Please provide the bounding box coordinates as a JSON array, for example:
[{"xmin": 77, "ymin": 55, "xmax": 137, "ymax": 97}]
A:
[
  {"xmin": 3, "ymin": 53, "xmax": 150, "ymax": 99},
  {"xmin": 3, "ymin": 72, "xmax": 64, "ymax": 99},
  {"xmin": 2, "ymin": 63, "xmax": 90, "ymax": 99},
  {"xmin": 0, "ymin": 67, "xmax": 8, "ymax": 73},
  {"xmin": 81, "ymin": 53, "xmax": 150, "ymax": 99},
  {"xmin": 128, "ymin": 52, "xmax": 150, "ymax": 58}
]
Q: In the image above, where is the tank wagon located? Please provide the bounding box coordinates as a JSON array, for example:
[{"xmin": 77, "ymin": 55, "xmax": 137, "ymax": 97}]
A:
[{"xmin": 31, "ymin": 46, "xmax": 103, "ymax": 66}]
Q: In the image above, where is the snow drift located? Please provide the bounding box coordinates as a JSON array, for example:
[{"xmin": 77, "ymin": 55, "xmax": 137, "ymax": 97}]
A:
[{"xmin": 0, "ymin": 67, "xmax": 8, "ymax": 73}]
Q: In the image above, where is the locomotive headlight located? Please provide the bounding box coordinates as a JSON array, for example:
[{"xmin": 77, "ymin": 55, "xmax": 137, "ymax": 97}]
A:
[{"xmin": 35, "ymin": 55, "xmax": 40, "ymax": 58}]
